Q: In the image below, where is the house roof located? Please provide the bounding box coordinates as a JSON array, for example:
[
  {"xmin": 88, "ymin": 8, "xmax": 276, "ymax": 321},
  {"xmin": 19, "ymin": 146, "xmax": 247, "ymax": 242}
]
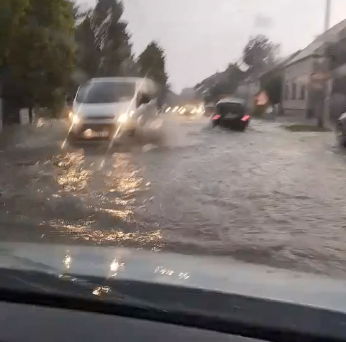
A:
[{"xmin": 286, "ymin": 19, "xmax": 346, "ymax": 66}]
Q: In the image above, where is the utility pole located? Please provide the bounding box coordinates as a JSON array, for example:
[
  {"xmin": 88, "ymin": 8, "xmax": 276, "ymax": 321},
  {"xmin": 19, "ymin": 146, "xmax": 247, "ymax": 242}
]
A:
[
  {"xmin": 318, "ymin": 0, "xmax": 332, "ymax": 128},
  {"xmin": 325, "ymin": 0, "xmax": 331, "ymax": 31}
]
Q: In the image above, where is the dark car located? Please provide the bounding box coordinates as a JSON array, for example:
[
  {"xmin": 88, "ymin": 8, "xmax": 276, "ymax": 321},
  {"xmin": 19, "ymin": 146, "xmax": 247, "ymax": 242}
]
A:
[
  {"xmin": 336, "ymin": 112, "xmax": 346, "ymax": 147},
  {"xmin": 211, "ymin": 98, "xmax": 250, "ymax": 131}
]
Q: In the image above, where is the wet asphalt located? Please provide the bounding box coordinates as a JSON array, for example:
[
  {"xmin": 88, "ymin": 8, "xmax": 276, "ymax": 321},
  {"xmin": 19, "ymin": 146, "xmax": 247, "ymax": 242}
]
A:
[{"xmin": 1, "ymin": 115, "xmax": 346, "ymax": 277}]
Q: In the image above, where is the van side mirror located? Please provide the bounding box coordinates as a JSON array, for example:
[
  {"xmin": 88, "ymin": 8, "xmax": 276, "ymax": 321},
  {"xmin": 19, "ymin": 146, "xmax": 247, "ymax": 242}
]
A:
[
  {"xmin": 138, "ymin": 94, "xmax": 150, "ymax": 107},
  {"xmin": 66, "ymin": 96, "xmax": 73, "ymax": 104}
]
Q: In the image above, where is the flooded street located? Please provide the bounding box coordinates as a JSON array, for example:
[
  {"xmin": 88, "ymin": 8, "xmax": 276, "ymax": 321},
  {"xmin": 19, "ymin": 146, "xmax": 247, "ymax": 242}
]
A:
[{"xmin": 1, "ymin": 115, "xmax": 346, "ymax": 276}]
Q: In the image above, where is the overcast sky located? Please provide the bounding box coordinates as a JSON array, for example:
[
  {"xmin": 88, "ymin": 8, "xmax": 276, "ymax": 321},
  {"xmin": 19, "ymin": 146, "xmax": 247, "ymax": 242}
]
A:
[{"xmin": 79, "ymin": 0, "xmax": 346, "ymax": 92}]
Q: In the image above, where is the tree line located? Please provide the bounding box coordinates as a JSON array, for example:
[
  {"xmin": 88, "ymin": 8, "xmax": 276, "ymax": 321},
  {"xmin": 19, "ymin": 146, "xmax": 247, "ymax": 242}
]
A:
[
  {"xmin": 0, "ymin": 0, "xmax": 168, "ymax": 118},
  {"xmin": 198, "ymin": 34, "xmax": 281, "ymax": 105}
]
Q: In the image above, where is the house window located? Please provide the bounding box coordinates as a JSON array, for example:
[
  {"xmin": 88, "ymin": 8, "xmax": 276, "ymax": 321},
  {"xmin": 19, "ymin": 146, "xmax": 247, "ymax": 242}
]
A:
[
  {"xmin": 285, "ymin": 83, "xmax": 289, "ymax": 100},
  {"xmin": 300, "ymin": 84, "xmax": 306, "ymax": 100},
  {"xmin": 291, "ymin": 82, "xmax": 296, "ymax": 100}
]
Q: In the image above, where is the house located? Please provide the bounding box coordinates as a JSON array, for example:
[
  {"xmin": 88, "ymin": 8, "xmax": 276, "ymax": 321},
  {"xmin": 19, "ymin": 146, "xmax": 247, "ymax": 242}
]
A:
[
  {"xmin": 234, "ymin": 75, "xmax": 261, "ymax": 111},
  {"xmin": 195, "ymin": 71, "xmax": 229, "ymax": 96},
  {"xmin": 281, "ymin": 19, "xmax": 346, "ymax": 118}
]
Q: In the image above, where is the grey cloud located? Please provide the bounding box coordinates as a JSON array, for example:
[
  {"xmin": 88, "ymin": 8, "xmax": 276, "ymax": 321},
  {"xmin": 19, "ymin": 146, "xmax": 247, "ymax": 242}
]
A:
[{"xmin": 79, "ymin": 0, "xmax": 346, "ymax": 91}]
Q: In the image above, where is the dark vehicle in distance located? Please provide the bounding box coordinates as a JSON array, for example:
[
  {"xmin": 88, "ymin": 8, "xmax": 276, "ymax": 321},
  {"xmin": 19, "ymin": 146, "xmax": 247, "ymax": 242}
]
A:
[
  {"xmin": 211, "ymin": 98, "xmax": 250, "ymax": 131},
  {"xmin": 336, "ymin": 112, "xmax": 346, "ymax": 147}
]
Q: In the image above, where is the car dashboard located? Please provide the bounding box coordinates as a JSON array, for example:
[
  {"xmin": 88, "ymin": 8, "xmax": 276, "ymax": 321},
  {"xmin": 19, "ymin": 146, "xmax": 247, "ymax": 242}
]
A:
[{"xmin": 0, "ymin": 302, "xmax": 261, "ymax": 342}]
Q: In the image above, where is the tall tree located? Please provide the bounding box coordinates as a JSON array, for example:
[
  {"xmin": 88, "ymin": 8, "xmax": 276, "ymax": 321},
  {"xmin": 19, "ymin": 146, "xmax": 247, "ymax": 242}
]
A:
[
  {"xmin": 92, "ymin": 0, "xmax": 134, "ymax": 77},
  {"xmin": 75, "ymin": 0, "xmax": 134, "ymax": 79},
  {"xmin": 75, "ymin": 13, "xmax": 100, "ymax": 79},
  {"xmin": 137, "ymin": 41, "xmax": 168, "ymax": 107},
  {"xmin": 243, "ymin": 34, "xmax": 279, "ymax": 73},
  {"xmin": 0, "ymin": 0, "xmax": 29, "ymax": 68},
  {"xmin": 137, "ymin": 41, "xmax": 168, "ymax": 86},
  {"xmin": 6, "ymin": 0, "xmax": 76, "ymax": 111}
]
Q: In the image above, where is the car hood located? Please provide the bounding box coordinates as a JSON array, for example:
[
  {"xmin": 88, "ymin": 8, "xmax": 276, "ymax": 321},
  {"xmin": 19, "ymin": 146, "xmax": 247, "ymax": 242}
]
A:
[
  {"xmin": 73, "ymin": 101, "xmax": 135, "ymax": 117},
  {"xmin": 0, "ymin": 242, "xmax": 346, "ymax": 312}
]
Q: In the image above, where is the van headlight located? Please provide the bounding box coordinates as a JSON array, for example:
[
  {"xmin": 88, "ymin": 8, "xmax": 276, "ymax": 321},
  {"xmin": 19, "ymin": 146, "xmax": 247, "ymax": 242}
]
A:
[
  {"xmin": 118, "ymin": 113, "xmax": 128, "ymax": 123},
  {"xmin": 69, "ymin": 112, "xmax": 80, "ymax": 124}
]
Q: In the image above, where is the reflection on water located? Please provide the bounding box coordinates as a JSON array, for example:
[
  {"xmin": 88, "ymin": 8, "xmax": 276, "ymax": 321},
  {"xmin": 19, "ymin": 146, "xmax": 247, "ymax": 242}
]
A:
[
  {"xmin": 39, "ymin": 147, "xmax": 163, "ymax": 249},
  {"xmin": 63, "ymin": 252, "xmax": 72, "ymax": 270},
  {"xmin": 50, "ymin": 219, "xmax": 163, "ymax": 247},
  {"xmin": 52, "ymin": 152, "xmax": 92, "ymax": 192},
  {"xmin": 93, "ymin": 286, "xmax": 111, "ymax": 296},
  {"xmin": 109, "ymin": 258, "xmax": 125, "ymax": 277}
]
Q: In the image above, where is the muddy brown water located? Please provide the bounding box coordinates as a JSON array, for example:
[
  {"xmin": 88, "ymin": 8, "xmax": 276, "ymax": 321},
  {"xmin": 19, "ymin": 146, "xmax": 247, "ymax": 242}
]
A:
[{"xmin": 0, "ymin": 116, "xmax": 346, "ymax": 277}]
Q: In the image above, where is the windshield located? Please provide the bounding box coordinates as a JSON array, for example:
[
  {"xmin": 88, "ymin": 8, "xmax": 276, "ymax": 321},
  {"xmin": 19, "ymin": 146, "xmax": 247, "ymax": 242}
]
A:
[
  {"xmin": 3, "ymin": 0, "xmax": 346, "ymax": 306},
  {"xmin": 76, "ymin": 82, "xmax": 135, "ymax": 104},
  {"xmin": 216, "ymin": 103, "xmax": 245, "ymax": 116}
]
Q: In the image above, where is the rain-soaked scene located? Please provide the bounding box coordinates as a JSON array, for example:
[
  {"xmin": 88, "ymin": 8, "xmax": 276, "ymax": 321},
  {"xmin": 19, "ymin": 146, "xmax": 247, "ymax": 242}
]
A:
[{"xmin": 2, "ymin": 0, "xmax": 346, "ymax": 278}]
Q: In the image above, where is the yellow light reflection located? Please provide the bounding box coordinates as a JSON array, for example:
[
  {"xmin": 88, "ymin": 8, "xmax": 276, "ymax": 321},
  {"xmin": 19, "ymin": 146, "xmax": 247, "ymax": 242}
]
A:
[
  {"xmin": 93, "ymin": 286, "xmax": 111, "ymax": 296},
  {"xmin": 50, "ymin": 220, "xmax": 163, "ymax": 247},
  {"xmin": 52, "ymin": 152, "xmax": 92, "ymax": 192},
  {"xmin": 63, "ymin": 253, "xmax": 72, "ymax": 270},
  {"xmin": 109, "ymin": 258, "xmax": 125, "ymax": 277}
]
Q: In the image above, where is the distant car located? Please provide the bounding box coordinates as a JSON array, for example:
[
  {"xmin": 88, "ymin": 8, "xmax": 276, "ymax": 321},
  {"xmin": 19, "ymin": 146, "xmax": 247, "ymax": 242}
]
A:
[
  {"xmin": 179, "ymin": 105, "xmax": 198, "ymax": 116},
  {"xmin": 336, "ymin": 112, "xmax": 346, "ymax": 147},
  {"xmin": 211, "ymin": 98, "xmax": 250, "ymax": 131},
  {"xmin": 204, "ymin": 104, "xmax": 215, "ymax": 117}
]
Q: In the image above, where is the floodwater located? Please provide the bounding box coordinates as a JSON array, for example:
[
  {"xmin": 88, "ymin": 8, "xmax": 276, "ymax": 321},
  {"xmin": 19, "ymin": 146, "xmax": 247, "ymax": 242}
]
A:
[{"xmin": 1, "ymin": 115, "xmax": 346, "ymax": 276}]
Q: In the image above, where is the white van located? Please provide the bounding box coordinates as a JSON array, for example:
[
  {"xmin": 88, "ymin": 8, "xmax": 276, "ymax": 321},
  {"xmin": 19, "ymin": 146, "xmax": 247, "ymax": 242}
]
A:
[{"xmin": 68, "ymin": 77, "xmax": 159, "ymax": 139}]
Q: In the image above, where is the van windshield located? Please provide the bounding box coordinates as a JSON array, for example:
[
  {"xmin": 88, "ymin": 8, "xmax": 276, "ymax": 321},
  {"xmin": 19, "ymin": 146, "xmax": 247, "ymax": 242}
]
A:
[{"xmin": 76, "ymin": 81, "xmax": 136, "ymax": 104}]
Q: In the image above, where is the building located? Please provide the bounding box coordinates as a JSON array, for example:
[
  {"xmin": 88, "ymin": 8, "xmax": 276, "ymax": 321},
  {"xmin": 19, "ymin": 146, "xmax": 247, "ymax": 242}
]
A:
[
  {"xmin": 234, "ymin": 75, "xmax": 261, "ymax": 111},
  {"xmin": 281, "ymin": 19, "xmax": 346, "ymax": 118},
  {"xmin": 195, "ymin": 72, "xmax": 229, "ymax": 97}
]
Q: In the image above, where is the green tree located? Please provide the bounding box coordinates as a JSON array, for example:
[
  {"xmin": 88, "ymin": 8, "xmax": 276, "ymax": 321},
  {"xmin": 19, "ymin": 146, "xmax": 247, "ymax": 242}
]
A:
[
  {"xmin": 92, "ymin": 0, "xmax": 134, "ymax": 77},
  {"xmin": 260, "ymin": 71, "xmax": 283, "ymax": 105},
  {"xmin": 243, "ymin": 35, "xmax": 279, "ymax": 73},
  {"xmin": 74, "ymin": 0, "xmax": 134, "ymax": 79},
  {"xmin": 0, "ymin": 0, "xmax": 29, "ymax": 68},
  {"xmin": 6, "ymin": 0, "xmax": 76, "ymax": 114},
  {"xmin": 137, "ymin": 41, "xmax": 168, "ymax": 87},
  {"xmin": 75, "ymin": 13, "xmax": 100, "ymax": 79}
]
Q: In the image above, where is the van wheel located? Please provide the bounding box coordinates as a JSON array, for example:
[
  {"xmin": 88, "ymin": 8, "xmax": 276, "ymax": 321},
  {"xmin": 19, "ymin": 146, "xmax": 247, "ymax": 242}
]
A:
[
  {"xmin": 336, "ymin": 123, "xmax": 346, "ymax": 147},
  {"xmin": 67, "ymin": 131, "xmax": 78, "ymax": 145},
  {"xmin": 128, "ymin": 129, "xmax": 136, "ymax": 136}
]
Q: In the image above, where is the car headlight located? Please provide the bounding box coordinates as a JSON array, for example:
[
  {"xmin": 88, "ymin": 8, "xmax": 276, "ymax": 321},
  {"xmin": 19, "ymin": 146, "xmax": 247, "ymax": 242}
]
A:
[
  {"xmin": 118, "ymin": 113, "xmax": 128, "ymax": 123},
  {"xmin": 69, "ymin": 112, "xmax": 80, "ymax": 124}
]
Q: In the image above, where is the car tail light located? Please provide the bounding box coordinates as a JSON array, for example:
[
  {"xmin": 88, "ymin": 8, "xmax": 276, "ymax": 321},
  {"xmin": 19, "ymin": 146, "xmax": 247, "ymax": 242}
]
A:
[
  {"xmin": 212, "ymin": 115, "xmax": 221, "ymax": 120},
  {"xmin": 241, "ymin": 115, "xmax": 250, "ymax": 122}
]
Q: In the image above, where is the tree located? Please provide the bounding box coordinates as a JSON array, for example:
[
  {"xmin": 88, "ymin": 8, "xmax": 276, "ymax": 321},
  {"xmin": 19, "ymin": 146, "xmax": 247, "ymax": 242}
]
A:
[
  {"xmin": 243, "ymin": 35, "xmax": 279, "ymax": 73},
  {"xmin": 0, "ymin": 0, "xmax": 29, "ymax": 68},
  {"xmin": 137, "ymin": 41, "xmax": 168, "ymax": 87},
  {"xmin": 6, "ymin": 0, "xmax": 76, "ymax": 114},
  {"xmin": 137, "ymin": 41, "xmax": 168, "ymax": 107},
  {"xmin": 260, "ymin": 70, "xmax": 283, "ymax": 105},
  {"xmin": 75, "ymin": 13, "xmax": 100, "ymax": 80},
  {"xmin": 202, "ymin": 64, "xmax": 244, "ymax": 103},
  {"xmin": 92, "ymin": 0, "xmax": 134, "ymax": 77},
  {"xmin": 75, "ymin": 0, "xmax": 134, "ymax": 79}
]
